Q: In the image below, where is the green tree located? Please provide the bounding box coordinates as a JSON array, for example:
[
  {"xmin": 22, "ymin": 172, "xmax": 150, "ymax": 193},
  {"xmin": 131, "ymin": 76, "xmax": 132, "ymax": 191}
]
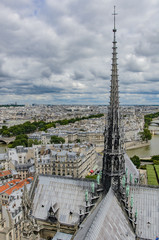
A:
[
  {"xmin": 130, "ymin": 155, "xmax": 140, "ymax": 168},
  {"xmin": 151, "ymin": 155, "xmax": 159, "ymax": 160},
  {"xmin": 9, "ymin": 134, "xmax": 28, "ymax": 148},
  {"xmin": 28, "ymin": 139, "xmax": 34, "ymax": 147},
  {"xmin": 16, "ymin": 134, "xmax": 28, "ymax": 140},
  {"xmin": 2, "ymin": 130, "xmax": 11, "ymax": 137},
  {"xmin": 50, "ymin": 136, "xmax": 65, "ymax": 144},
  {"xmin": 2, "ymin": 125, "xmax": 8, "ymax": 130},
  {"xmin": 139, "ymin": 128, "xmax": 152, "ymax": 142},
  {"xmin": 153, "ymin": 160, "xmax": 159, "ymax": 165},
  {"xmin": 28, "ymin": 139, "xmax": 41, "ymax": 147}
]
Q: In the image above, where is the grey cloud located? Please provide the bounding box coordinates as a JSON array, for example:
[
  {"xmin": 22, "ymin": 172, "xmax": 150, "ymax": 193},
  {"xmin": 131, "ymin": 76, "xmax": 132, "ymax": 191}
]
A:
[
  {"xmin": 73, "ymin": 72, "xmax": 84, "ymax": 80},
  {"xmin": 0, "ymin": 0, "xmax": 159, "ymax": 104},
  {"xmin": 124, "ymin": 64, "xmax": 144, "ymax": 73},
  {"xmin": 146, "ymin": 77, "xmax": 159, "ymax": 82},
  {"xmin": 0, "ymin": 84, "xmax": 63, "ymax": 95}
]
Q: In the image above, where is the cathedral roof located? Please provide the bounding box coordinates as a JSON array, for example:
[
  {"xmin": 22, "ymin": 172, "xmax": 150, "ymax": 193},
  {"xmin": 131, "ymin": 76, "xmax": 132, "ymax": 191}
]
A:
[
  {"xmin": 129, "ymin": 185, "xmax": 159, "ymax": 239},
  {"xmin": 32, "ymin": 175, "xmax": 98, "ymax": 225},
  {"xmin": 52, "ymin": 232, "xmax": 73, "ymax": 240},
  {"xmin": 74, "ymin": 188, "xmax": 136, "ymax": 240},
  {"xmin": 125, "ymin": 153, "xmax": 139, "ymax": 182}
]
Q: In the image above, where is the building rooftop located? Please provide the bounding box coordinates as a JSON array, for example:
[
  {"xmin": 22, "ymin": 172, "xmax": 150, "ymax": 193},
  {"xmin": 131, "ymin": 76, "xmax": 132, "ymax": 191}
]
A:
[
  {"xmin": 0, "ymin": 177, "xmax": 33, "ymax": 195},
  {"xmin": 130, "ymin": 185, "xmax": 159, "ymax": 239},
  {"xmin": 52, "ymin": 232, "xmax": 73, "ymax": 240},
  {"xmin": 32, "ymin": 175, "xmax": 98, "ymax": 225},
  {"xmin": 125, "ymin": 153, "xmax": 139, "ymax": 183},
  {"xmin": 0, "ymin": 170, "xmax": 12, "ymax": 178},
  {"xmin": 74, "ymin": 188, "xmax": 136, "ymax": 240}
]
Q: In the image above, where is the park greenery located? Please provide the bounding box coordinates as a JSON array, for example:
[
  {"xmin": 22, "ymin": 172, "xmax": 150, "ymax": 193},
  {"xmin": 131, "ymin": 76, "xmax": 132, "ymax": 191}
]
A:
[
  {"xmin": 151, "ymin": 155, "xmax": 159, "ymax": 165},
  {"xmin": 8, "ymin": 134, "xmax": 41, "ymax": 148},
  {"xmin": 146, "ymin": 165, "xmax": 158, "ymax": 185},
  {"xmin": 130, "ymin": 155, "xmax": 140, "ymax": 168},
  {"xmin": 137, "ymin": 155, "xmax": 159, "ymax": 185},
  {"xmin": 154, "ymin": 165, "xmax": 159, "ymax": 180},
  {"xmin": 0, "ymin": 113, "xmax": 104, "ymax": 137},
  {"xmin": 85, "ymin": 174, "xmax": 97, "ymax": 180}
]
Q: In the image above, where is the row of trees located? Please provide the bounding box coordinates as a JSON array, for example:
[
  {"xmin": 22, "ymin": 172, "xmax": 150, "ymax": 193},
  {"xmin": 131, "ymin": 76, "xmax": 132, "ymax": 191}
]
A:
[
  {"xmin": 144, "ymin": 112, "xmax": 159, "ymax": 128},
  {"xmin": 8, "ymin": 134, "xmax": 65, "ymax": 148},
  {"xmin": 0, "ymin": 114, "xmax": 104, "ymax": 137},
  {"xmin": 130, "ymin": 155, "xmax": 159, "ymax": 170},
  {"xmin": 8, "ymin": 134, "xmax": 41, "ymax": 148},
  {"xmin": 150, "ymin": 155, "xmax": 159, "ymax": 165},
  {"xmin": 0, "ymin": 121, "xmax": 56, "ymax": 137}
]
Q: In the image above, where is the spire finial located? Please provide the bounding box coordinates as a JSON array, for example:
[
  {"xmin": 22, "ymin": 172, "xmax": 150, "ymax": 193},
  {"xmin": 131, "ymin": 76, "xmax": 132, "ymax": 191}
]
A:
[{"xmin": 112, "ymin": 6, "xmax": 117, "ymax": 31}]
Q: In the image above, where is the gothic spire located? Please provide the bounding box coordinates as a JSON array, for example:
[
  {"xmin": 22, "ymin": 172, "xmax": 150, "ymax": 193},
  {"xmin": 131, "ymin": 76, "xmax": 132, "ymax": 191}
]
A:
[
  {"xmin": 110, "ymin": 5, "xmax": 119, "ymax": 111},
  {"xmin": 102, "ymin": 6, "xmax": 125, "ymax": 192}
]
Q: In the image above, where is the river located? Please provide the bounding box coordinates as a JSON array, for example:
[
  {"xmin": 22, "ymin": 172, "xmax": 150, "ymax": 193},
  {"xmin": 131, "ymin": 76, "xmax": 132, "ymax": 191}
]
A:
[{"xmin": 126, "ymin": 135, "xmax": 159, "ymax": 158}]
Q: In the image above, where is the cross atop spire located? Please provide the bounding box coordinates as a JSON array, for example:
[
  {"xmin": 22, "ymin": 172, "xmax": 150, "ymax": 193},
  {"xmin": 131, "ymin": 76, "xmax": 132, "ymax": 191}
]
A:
[{"xmin": 112, "ymin": 6, "xmax": 117, "ymax": 31}]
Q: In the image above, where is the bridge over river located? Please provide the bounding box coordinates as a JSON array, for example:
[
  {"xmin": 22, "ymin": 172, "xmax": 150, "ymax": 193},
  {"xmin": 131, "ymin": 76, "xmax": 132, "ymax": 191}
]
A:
[
  {"xmin": 149, "ymin": 120, "xmax": 159, "ymax": 135},
  {"xmin": 0, "ymin": 137, "xmax": 15, "ymax": 144},
  {"xmin": 151, "ymin": 120, "xmax": 159, "ymax": 126}
]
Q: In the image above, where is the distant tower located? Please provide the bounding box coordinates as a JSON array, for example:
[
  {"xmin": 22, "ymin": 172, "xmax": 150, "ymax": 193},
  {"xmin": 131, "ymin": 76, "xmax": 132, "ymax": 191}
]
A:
[{"xmin": 102, "ymin": 6, "xmax": 125, "ymax": 192}]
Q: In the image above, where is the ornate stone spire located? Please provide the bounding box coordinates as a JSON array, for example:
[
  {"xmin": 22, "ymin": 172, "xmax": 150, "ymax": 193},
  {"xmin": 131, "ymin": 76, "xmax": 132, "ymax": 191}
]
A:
[{"xmin": 102, "ymin": 6, "xmax": 125, "ymax": 192}]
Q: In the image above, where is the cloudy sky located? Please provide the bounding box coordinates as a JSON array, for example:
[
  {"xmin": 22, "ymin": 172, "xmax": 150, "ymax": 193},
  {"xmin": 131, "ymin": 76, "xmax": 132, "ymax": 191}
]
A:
[{"xmin": 0, "ymin": 0, "xmax": 159, "ymax": 105}]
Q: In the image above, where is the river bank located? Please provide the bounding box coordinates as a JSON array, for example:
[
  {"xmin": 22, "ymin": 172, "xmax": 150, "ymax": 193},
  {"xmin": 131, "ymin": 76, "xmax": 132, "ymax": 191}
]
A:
[
  {"xmin": 126, "ymin": 135, "xmax": 159, "ymax": 158},
  {"xmin": 125, "ymin": 141, "xmax": 150, "ymax": 150}
]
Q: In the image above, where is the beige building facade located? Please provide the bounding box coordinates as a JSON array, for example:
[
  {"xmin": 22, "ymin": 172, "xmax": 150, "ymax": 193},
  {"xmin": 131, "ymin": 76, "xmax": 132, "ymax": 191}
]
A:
[{"xmin": 37, "ymin": 143, "xmax": 97, "ymax": 178}]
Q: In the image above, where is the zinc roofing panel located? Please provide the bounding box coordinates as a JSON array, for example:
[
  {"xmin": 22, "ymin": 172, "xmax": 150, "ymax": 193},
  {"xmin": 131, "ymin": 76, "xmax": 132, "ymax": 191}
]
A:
[
  {"xmin": 32, "ymin": 175, "xmax": 95, "ymax": 225},
  {"xmin": 74, "ymin": 188, "xmax": 136, "ymax": 240},
  {"xmin": 130, "ymin": 185, "xmax": 159, "ymax": 239}
]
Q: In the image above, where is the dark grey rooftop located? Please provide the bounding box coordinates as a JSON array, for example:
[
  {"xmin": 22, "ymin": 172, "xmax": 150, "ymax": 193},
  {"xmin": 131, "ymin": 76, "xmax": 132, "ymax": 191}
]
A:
[
  {"xmin": 130, "ymin": 185, "xmax": 159, "ymax": 239},
  {"xmin": 125, "ymin": 153, "xmax": 139, "ymax": 183},
  {"xmin": 52, "ymin": 232, "xmax": 73, "ymax": 240},
  {"xmin": 32, "ymin": 175, "xmax": 97, "ymax": 225},
  {"xmin": 74, "ymin": 188, "xmax": 136, "ymax": 240}
]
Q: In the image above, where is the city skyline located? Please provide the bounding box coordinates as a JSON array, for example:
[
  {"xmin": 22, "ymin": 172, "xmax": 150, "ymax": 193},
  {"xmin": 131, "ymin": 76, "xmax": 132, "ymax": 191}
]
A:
[{"xmin": 0, "ymin": 0, "xmax": 159, "ymax": 105}]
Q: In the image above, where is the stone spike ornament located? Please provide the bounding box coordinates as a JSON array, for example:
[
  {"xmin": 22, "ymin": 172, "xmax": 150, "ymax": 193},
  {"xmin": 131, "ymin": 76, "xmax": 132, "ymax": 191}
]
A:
[{"xmin": 102, "ymin": 6, "xmax": 125, "ymax": 192}]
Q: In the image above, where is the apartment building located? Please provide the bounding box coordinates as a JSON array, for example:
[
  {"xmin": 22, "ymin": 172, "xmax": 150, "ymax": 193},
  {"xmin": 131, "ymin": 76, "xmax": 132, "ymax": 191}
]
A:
[
  {"xmin": 0, "ymin": 177, "xmax": 33, "ymax": 240},
  {"xmin": 37, "ymin": 143, "xmax": 96, "ymax": 178}
]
